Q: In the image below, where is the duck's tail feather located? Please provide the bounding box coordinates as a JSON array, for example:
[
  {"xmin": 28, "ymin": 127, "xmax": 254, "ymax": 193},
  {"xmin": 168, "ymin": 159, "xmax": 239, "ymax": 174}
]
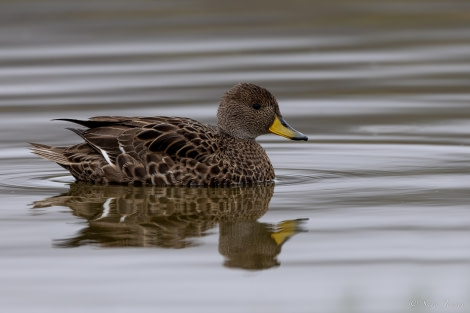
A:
[{"xmin": 29, "ymin": 143, "xmax": 71, "ymax": 165}]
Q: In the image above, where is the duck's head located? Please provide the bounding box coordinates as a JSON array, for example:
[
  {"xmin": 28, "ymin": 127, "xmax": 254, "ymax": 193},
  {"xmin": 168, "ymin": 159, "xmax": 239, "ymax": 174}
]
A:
[{"xmin": 217, "ymin": 83, "xmax": 308, "ymax": 141}]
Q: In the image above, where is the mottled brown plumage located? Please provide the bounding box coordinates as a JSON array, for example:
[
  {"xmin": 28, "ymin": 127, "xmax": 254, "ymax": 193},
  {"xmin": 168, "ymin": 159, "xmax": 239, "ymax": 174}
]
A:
[{"xmin": 31, "ymin": 83, "xmax": 307, "ymax": 186}]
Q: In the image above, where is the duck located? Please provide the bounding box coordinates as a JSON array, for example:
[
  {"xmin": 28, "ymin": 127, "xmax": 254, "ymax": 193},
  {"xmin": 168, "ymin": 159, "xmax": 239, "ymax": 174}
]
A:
[{"xmin": 31, "ymin": 83, "xmax": 308, "ymax": 186}]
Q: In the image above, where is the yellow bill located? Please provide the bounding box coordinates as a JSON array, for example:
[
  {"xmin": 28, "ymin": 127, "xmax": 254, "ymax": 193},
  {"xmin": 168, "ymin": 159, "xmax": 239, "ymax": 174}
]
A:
[{"xmin": 269, "ymin": 115, "xmax": 308, "ymax": 141}]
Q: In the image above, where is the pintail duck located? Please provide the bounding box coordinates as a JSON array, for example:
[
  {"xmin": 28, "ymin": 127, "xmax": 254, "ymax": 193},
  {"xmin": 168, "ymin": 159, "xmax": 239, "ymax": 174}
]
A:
[{"xmin": 31, "ymin": 83, "xmax": 308, "ymax": 186}]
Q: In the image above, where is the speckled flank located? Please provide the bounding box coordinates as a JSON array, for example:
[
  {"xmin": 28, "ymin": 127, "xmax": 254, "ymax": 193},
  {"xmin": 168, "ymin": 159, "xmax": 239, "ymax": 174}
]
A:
[{"xmin": 31, "ymin": 83, "xmax": 305, "ymax": 186}]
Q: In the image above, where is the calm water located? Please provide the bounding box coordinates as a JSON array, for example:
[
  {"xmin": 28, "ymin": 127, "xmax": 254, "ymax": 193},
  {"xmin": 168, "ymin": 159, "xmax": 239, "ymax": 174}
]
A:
[{"xmin": 1, "ymin": 1, "xmax": 469, "ymax": 312}]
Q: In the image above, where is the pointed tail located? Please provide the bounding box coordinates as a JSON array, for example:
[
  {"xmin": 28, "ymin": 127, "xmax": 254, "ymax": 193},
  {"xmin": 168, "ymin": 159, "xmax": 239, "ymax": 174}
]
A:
[{"xmin": 30, "ymin": 143, "xmax": 71, "ymax": 165}]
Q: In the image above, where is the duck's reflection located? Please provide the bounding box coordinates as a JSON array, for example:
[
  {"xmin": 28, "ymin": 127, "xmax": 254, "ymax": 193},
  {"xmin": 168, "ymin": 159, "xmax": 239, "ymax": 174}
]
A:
[
  {"xmin": 33, "ymin": 183, "xmax": 307, "ymax": 269},
  {"xmin": 219, "ymin": 219, "xmax": 307, "ymax": 270}
]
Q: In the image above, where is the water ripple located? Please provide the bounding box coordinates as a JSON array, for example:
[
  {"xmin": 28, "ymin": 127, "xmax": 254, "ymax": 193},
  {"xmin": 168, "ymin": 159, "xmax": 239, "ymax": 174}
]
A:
[{"xmin": 0, "ymin": 159, "xmax": 71, "ymax": 194}]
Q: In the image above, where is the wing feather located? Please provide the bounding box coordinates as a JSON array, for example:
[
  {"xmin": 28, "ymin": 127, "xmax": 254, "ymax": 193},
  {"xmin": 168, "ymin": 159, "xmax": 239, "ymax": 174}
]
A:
[{"xmin": 44, "ymin": 116, "xmax": 217, "ymax": 168}]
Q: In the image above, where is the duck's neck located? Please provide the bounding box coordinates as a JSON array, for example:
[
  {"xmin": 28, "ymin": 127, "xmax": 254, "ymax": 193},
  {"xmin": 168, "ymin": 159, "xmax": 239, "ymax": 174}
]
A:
[
  {"xmin": 217, "ymin": 128, "xmax": 255, "ymax": 141},
  {"xmin": 216, "ymin": 131, "xmax": 275, "ymax": 184}
]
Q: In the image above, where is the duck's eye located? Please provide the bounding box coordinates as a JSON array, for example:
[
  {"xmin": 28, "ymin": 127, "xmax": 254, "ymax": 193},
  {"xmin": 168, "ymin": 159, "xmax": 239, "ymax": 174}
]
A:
[{"xmin": 252, "ymin": 103, "xmax": 261, "ymax": 110}]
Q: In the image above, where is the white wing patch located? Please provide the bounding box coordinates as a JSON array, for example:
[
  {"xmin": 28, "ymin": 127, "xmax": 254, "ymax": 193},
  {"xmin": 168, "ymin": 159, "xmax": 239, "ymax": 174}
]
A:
[{"xmin": 98, "ymin": 147, "xmax": 113, "ymax": 165}]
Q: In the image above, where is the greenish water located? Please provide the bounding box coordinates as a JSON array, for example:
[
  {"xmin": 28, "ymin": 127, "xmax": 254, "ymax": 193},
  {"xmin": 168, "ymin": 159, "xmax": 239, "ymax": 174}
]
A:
[{"xmin": 0, "ymin": 1, "xmax": 469, "ymax": 312}]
